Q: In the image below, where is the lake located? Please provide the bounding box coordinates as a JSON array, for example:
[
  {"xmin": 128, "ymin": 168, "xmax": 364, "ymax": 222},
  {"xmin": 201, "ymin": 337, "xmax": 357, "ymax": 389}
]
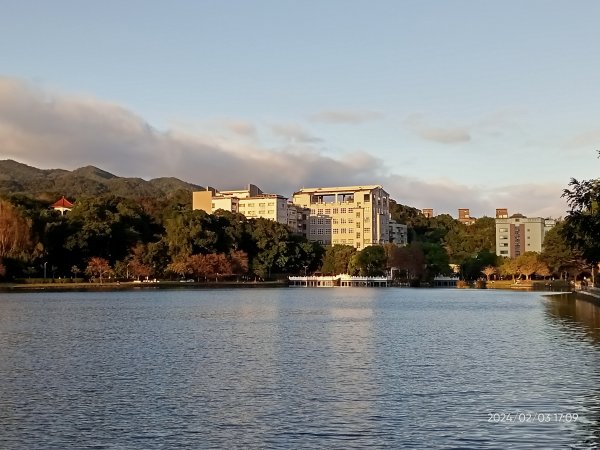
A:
[{"xmin": 0, "ymin": 288, "xmax": 599, "ymax": 449}]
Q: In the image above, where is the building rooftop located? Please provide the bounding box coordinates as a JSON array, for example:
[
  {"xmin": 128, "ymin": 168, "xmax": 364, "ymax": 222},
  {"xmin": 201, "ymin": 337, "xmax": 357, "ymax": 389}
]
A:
[{"xmin": 294, "ymin": 185, "xmax": 384, "ymax": 194}]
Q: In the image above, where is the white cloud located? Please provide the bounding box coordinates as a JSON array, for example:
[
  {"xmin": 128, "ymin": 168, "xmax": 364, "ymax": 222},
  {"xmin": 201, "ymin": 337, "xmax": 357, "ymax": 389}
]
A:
[
  {"xmin": 270, "ymin": 123, "xmax": 322, "ymax": 143},
  {"xmin": 405, "ymin": 114, "xmax": 471, "ymax": 144},
  {"xmin": 309, "ymin": 109, "xmax": 383, "ymax": 125},
  {"xmin": 0, "ymin": 77, "xmax": 567, "ymax": 218}
]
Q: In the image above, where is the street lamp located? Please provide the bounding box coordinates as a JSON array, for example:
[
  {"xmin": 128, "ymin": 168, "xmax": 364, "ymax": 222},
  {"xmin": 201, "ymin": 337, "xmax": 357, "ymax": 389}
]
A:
[{"xmin": 43, "ymin": 261, "xmax": 47, "ymax": 280}]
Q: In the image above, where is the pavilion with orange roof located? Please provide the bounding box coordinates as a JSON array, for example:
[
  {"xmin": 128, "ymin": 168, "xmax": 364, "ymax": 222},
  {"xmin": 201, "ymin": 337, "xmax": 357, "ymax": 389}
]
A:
[{"xmin": 51, "ymin": 196, "xmax": 74, "ymax": 215}]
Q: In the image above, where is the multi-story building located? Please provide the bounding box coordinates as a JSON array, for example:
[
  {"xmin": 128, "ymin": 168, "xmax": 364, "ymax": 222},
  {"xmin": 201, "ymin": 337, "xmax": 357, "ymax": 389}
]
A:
[
  {"xmin": 458, "ymin": 208, "xmax": 476, "ymax": 225},
  {"xmin": 389, "ymin": 220, "xmax": 408, "ymax": 246},
  {"xmin": 422, "ymin": 208, "xmax": 434, "ymax": 218},
  {"xmin": 292, "ymin": 185, "xmax": 390, "ymax": 248},
  {"xmin": 495, "ymin": 212, "xmax": 556, "ymax": 258},
  {"xmin": 287, "ymin": 203, "xmax": 310, "ymax": 238},
  {"xmin": 192, "ymin": 184, "xmax": 289, "ymax": 225}
]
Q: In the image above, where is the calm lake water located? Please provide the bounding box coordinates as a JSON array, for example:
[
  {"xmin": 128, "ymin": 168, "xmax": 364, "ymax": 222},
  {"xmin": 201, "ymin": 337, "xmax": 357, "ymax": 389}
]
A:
[{"xmin": 0, "ymin": 288, "xmax": 599, "ymax": 449}]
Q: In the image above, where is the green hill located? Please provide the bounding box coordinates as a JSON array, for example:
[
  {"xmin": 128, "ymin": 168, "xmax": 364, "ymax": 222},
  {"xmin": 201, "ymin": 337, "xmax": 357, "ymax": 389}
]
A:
[{"xmin": 0, "ymin": 159, "xmax": 202, "ymax": 200}]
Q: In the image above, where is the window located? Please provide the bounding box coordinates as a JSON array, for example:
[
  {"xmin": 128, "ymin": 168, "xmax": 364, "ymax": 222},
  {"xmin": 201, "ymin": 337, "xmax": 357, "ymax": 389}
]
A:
[
  {"xmin": 348, "ymin": 228, "xmax": 354, "ymax": 234},
  {"xmin": 268, "ymin": 210, "xmax": 274, "ymax": 214},
  {"xmin": 269, "ymin": 202, "xmax": 274, "ymax": 206},
  {"xmin": 356, "ymin": 232, "xmax": 361, "ymax": 238},
  {"xmin": 317, "ymin": 229, "xmax": 324, "ymax": 235},
  {"xmin": 333, "ymin": 208, "xmax": 339, "ymax": 214},
  {"xmin": 310, "ymin": 229, "xmax": 316, "ymax": 235},
  {"xmin": 500, "ymin": 235, "xmax": 508, "ymax": 240},
  {"xmin": 364, "ymin": 193, "xmax": 370, "ymax": 202},
  {"xmin": 259, "ymin": 210, "xmax": 265, "ymax": 214},
  {"xmin": 333, "ymin": 218, "xmax": 338, "ymax": 224},
  {"xmin": 340, "ymin": 228, "xmax": 347, "ymax": 234},
  {"xmin": 325, "ymin": 209, "xmax": 331, "ymax": 214},
  {"xmin": 500, "ymin": 243, "xmax": 508, "ymax": 247},
  {"xmin": 248, "ymin": 203, "xmax": 255, "ymax": 207},
  {"xmin": 212, "ymin": 203, "xmax": 215, "ymax": 209},
  {"xmin": 365, "ymin": 207, "xmax": 370, "ymax": 213},
  {"xmin": 499, "ymin": 228, "xmax": 508, "ymax": 232},
  {"xmin": 348, "ymin": 208, "xmax": 354, "ymax": 213},
  {"xmin": 364, "ymin": 227, "xmax": 370, "ymax": 234},
  {"xmin": 364, "ymin": 217, "xmax": 370, "ymax": 223},
  {"xmin": 340, "ymin": 218, "xmax": 346, "ymax": 224},
  {"xmin": 310, "ymin": 218, "xmax": 316, "ymax": 224},
  {"xmin": 356, "ymin": 212, "xmax": 361, "ymax": 218},
  {"xmin": 259, "ymin": 203, "xmax": 265, "ymax": 207},
  {"xmin": 341, "ymin": 239, "xmax": 347, "ymax": 244},
  {"xmin": 340, "ymin": 208, "xmax": 347, "ymax": 213},
  {"xmin": 333, "ymin": 228, "xmax": 339, "ymax": 234},
  {"xmin": 355, "ymin": 222, "xmax": 361, "ymax": 228},
  {"xmin": 318, "ymin": 209, "xmax": 324, "ymax": 214}
]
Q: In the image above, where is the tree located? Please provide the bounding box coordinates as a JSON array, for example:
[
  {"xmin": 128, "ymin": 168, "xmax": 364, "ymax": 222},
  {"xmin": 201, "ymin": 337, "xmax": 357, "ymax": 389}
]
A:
[
  {"xmin": 515, "ymin": 252, "xmax": 543, "ymax": 280},
  {"xmin": 499, "ymin": 257, "xmax": 519, "ymax": 281},
  {"xmin": 541, "ymin": 221, "xmax": 585, "ymax": 280},
  {"xmin": 229, "ymin": 250, "xmax": 249, "ymax": 277},
  {"xmin": 562, "ymin": 174, "xmax": 600, "ymax": 265},
  {"xmin": 482, "ymin": 265, "xmax": 496, "ymax": 281},
  {"xmin": 0, "ymin": 199, "xmax": 33, "ymax": 259},
  {"xmin": 320, "ymin": 245, "xmax": 356, "ymax": 274},
  {"xmin": 71, "ymin": 265, "xmax": 81, "ymax": 279},
  {"xmin": 350, "ymin": 245, "xmax": 387, "ymax": 276},
  {"xmin": 387, "ymin": 242, "xmax": 425, "ymax": 280},
  {"xmin": 85, "ymin": 257, "xmax": 113, "ymax": 283}
]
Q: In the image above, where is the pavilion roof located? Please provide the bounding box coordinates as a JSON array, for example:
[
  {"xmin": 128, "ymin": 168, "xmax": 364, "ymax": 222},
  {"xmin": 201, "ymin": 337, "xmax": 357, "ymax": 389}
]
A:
[{"xmin": 51, "ymin": 196, "xmax": 74, "ymax": 209}]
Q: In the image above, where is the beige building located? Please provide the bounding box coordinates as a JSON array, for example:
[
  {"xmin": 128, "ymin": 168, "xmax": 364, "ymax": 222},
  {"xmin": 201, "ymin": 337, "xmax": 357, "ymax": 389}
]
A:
[
  {"xmin": 292, "ymin": 185, "xmax": 390, "ymax": 248},
  {"xmin": 422, "ymin": 208, "xmax": 434, "ymax": 218},
  {"xmin": 495, "ymin": 213, "xmax": 556, "ymax": 258},
  {"xmin": 192, "ymin": 184, "xmax": 289, "ymax": 225}
]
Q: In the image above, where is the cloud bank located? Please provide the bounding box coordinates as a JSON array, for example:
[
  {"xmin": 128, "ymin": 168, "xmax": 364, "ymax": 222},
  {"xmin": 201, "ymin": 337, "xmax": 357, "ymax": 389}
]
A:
[{"xmin": 0, "ymin": 77, "xmax": 567, "ymax": 218}]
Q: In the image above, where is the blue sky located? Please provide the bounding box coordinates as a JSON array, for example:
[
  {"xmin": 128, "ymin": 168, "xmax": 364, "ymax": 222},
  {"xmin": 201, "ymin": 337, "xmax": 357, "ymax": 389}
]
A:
[{"xmin": 1, "ymin": 0, "xmax": 599, "ymax": 218}]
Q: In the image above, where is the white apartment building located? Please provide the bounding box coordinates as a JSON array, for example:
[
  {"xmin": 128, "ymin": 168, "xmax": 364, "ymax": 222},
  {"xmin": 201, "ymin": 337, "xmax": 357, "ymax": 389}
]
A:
[
  {"xmin": 495, "ymin": 213, "xmax": 556, "ymax": 258},
  {"xmin": 192, "ymin": 184, "xmax": 289, "ymax": 225},
  {"xmin": 292, "ymin": 185, "xmax": 390, "ymax": 249}
]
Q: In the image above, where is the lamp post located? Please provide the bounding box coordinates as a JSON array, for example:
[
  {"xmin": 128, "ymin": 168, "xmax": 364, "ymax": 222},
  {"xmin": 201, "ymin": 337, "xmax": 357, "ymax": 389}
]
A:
[{"xmin": 43, "ymin": 261, "xmax": 47, "ymax": 280}]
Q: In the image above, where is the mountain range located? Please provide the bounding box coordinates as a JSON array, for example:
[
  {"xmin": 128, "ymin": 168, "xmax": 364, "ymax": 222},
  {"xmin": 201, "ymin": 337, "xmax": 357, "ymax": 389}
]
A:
[{"xmin": 0, "ymin": 159, "xmax": 202, "ymax": 199}]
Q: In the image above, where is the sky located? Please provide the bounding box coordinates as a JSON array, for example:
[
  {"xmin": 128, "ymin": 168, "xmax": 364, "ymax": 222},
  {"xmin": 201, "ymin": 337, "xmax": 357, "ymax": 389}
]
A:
[{"xmin": 1, "ymin": 0, "xmax": 599, "ymax": 219}]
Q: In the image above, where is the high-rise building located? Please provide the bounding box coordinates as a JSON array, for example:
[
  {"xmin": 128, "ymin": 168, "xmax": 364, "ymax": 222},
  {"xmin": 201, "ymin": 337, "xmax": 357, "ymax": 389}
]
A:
[
  {"xmin": 495, "ymin": 212, "xmax": 555, "ymax": 258},
  {"xmin": 292, "ymin": 185, "xmax": 390, "ymax": 248}
]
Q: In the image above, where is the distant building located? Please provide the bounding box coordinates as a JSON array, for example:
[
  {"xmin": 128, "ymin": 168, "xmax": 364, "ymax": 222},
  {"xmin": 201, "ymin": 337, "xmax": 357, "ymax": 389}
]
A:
[
  {"xmin": 495, "ymin": 212, "xmax": 556, "ymax": 258},
  {"xmin": 51, "ymin": 196, "xmax": 74, "ymax": 215},
  {"xmin": 389, "ymin": 220, "xmax": 408, "ymax": 246},
  {"xmin": 496, "ymin": 208, "xmax": 509, "ymax": 219},
  {"xmin": 458, "ymin": 208, "xmax": 476, "ymax": 225},
  {"xmin": 292, "ymin": 185, "xmax": 390, "ymax": 249},
  {"xmin": 287, "ymin": 203, "xmax": 310, "ymax": 238},
  {"xmin": 192, "ymin": 184, "xmax": 289, "ymax": 225},
  {"xmin": 422, "ymin": 208, "xmax": 434, "ymax": 218}
]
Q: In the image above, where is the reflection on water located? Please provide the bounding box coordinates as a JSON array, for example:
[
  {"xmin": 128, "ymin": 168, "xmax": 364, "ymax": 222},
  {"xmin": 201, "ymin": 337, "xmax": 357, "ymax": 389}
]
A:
[
  {"xmin": 0, "ymin": 289, "xmax": 599, "ymax": 449},
  {"xmin": 544, "ymin": 293, "xmax": 600, "ymax": 344}
]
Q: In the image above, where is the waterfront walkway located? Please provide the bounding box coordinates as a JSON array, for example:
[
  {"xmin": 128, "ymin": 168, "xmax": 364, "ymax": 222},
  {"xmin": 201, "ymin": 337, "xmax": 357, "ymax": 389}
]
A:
[{"xmin": 289, "ymin": 274, "xmax": 391, "ymax": 287}]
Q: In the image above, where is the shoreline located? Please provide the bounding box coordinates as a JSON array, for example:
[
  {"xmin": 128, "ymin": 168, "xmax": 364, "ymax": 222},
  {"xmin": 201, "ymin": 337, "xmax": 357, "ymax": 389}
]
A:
[{"xmin": 0, "ymin": 280, "xmax": 288, "ymax": 293}]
